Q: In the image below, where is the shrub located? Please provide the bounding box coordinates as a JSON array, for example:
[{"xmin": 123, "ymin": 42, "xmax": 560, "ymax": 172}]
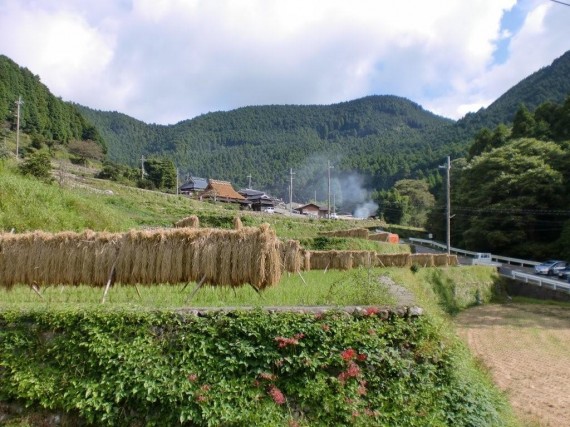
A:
[{"xmin": 18, "ymin": 151, "xmax": 52, "ymax": 182}]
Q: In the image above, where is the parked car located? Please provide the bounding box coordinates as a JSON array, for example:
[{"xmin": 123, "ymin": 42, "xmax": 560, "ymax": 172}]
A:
[
  {"xmin": 557, "ymin": 266, "xmax": 570, "ymax": 280},
  {"xmin": 534, "ymin": 260, "xmax": 568, "ymax": 276}
]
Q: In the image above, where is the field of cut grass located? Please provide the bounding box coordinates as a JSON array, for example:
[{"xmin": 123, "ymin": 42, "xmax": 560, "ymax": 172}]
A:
[{"xmin": 0, "ymin": 268, "xmax": 396, "ymax": 310}]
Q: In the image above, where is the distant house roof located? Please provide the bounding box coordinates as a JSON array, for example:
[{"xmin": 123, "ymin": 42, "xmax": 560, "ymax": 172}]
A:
[
  {"xmin": 179, "ymin": 176, "xmax": 208, "ymax": 192},
  {"xmin": 203, "ymin": 179, "xmax": 245, "ymax": 201},
  {"xmin": 238, "ymin": 188, "xmax": 266, "ymax": 198},
  {"xmin": 298, "ymin": 203, "xmax": 321, "ymax": 212}
]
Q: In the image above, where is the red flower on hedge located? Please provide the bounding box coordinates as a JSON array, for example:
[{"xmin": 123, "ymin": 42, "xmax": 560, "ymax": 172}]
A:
[
  {"xmin": 275, "ymin": 336, "xmax": 300, "ymax": 348},
  {"xmin": 364, "ymin": 307, "xmax": 380, "ymax": 316},
  {"xmin": 357, "ymin": 353, "xmax": 367, "ymax": 362},
  {"xmin": 338, "ymin": 361, "xmax": 361, "ymax": 383},
  {"xmin": 187, "ymin": 373, "xmax": 198, "ymax": 382},
  {"xmin": 268, "ymin": 385, "xmax": 286, "ymax": 405},
  {"xmin": 259, "ymin": 372, "xmax": 277, "ymax": 381},
  {"xmin": 341, "ymin": 348, "xmax": 357, "ymax": 361}
]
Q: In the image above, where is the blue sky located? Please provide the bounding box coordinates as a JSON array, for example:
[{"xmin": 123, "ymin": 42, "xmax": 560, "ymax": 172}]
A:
[{"xmin": 0, "ymin": 0, "xmax": 568, "ymax": 124}]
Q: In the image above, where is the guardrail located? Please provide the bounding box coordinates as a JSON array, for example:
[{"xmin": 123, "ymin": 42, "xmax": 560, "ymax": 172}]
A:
[
  {"xmin": 507, "ymin": 270, "xmax": 570, "ymax": 293},
  {"xmin": 408, "ymin": 238, "xmax": 541, "ymax": 268}
]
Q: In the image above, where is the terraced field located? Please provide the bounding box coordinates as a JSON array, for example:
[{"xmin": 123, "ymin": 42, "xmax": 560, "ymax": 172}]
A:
[{"xmin": 455, "ymin": 303, "xmax": 570, "ymax": 427}]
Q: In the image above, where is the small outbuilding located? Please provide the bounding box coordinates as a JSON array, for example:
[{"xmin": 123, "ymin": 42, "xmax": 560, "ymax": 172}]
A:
[{"xmin": 297, "ymin": 203, "xmax": 329, "ymax": 218}]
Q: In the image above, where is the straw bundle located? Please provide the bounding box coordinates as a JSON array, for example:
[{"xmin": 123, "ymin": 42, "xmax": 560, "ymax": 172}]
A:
[
  {"xmin": 411, "ymin": 253, "xmax": 435, "ymax": 267},
  {"xmin": 432, "ymin": 254, "xmax": 450, "ymax": 267},
  {"xmin": 309, "ymin": 250, "xmax": 353, "ymax": 271},
  {"xmin": 351, "ymin": 251, "xmax": 376, "ymax": 268},
  {"xmin": 318, "ymin": 228, "xmax": 369, "ymax": 239},
  {"xmin": 233, "ymin": 216, "xmax": 243, "ymax": 230},
  {"xmin": 0, "ymin": 225, "xmax": 282, "ymax": 289},
  {"xmin": 369, "ymin": 232, "xmax": 390, "ymax": 242},
  {"xmin": 448, "ymin": 255, "xmax": 459, "ymax": 266},
  {"xmin": 303, "ymin": 250, "xmax": 311, "ymax": 272},
  {"xmin": 375, "ymin": 253, "xmax": 411, "ymax": 267},
  {"xmin": 174, "ymin": 215, "xmax": 200, "ymax": 228},
  {"xmin": 279, "ymin": 240, "xmax": 304, "ymax": 273}
]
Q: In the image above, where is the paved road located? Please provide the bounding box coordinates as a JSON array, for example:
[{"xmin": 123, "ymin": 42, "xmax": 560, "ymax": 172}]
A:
[{"xmin": 409, "ymin": 241, "xmax": 569, "ymax": 286}]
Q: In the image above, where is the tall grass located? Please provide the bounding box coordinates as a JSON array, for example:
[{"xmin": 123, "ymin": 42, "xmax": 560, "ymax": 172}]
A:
[{"xmin": 0, "ymin": 165, "xmax": 137, "ymax": 232}]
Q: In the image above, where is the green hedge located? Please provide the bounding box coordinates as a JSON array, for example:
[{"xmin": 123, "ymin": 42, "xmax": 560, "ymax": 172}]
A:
[{"xmin": 0, "ymin": 309, "xmax": 509, "ymax": 426}]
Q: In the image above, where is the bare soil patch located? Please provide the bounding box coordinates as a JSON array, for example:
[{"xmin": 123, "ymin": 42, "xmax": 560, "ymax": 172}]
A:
[{"xmin": 455, "ymin": 303, "xmax": 570, "ymax": 427}]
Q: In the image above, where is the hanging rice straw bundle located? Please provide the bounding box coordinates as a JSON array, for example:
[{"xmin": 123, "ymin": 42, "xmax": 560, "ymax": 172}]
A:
[
  {"xmin": 0, "ymin": 225, "xmax": 282, "ymax": 289},
  {"xmin": 309, "ymin": 250, "xmax": 354, "ymax": 270},
  {"xmin": 174, "ymin": 215, "xmax": 200, "ymax": 228},
  {"xmin": 375, "ymin": 253, "xmax": 412, "ymax": 267},
  {"xmin": 433, "ymin": 254, "xmax": 450, "ymax": 267},
  {"xmin": 411, "ymin": 253, "xmax": 435, "ymax": 267},
  {"xmin": 351, "ymin": 251, "xmax": 376, "ymax": 268},
  {"xmin": 369, "ymin": 232, "xmax": 390, "ymax": 242},
  {"xmin": 279, "ymin": 240, "xmax": 303, "ymax": 273},
  {"xmin": 318, "ymin": 228, "xmax": 369, "ymax": 239},
  {"xmin": 233, "ymin": 216, "xmax": 243, "ymax": 230}
]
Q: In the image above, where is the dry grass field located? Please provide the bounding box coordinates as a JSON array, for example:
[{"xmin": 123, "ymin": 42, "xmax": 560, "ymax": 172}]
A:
[{"xmin": 455, "ymin": 303, "xmax": 570, "ymax": 427}]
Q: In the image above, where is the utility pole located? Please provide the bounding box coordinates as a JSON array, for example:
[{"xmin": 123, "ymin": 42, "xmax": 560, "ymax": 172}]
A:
[
  {"xmin": 327, "ymin": 161, "xmax": 334, "ymax": 218},
  {"xmin": 439, "ymin": 156, "xmax": 451, "ymax": 255},
  {"xmin": 289, "ymin": 168, "xmax": 295, "ymax": 214},
  {"xmin": 247, "ymin": 174, "xmax": 252, "ymax": 189},
  {"xmin": 333, "ymin": 193, "xmax": 336, "ymax": 214},
  {"xmin": 176, "ymin": 168, "xmax": 179, "ymax": 195},
  {"xmin": 141, "ymin": 155, "xmax": 146, "ymax": 179},
  {"xmin": 15, "ymin": 95, "xmax": 23, "ymax": 159}
]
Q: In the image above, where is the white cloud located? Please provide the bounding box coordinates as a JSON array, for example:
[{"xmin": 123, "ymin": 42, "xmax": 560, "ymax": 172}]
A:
[
  {"xmin": 0, "ymin": 0, "xmax": 567, "ymax": 123},
  {"xmin": 427, "ymin": 1, "xmax": 570, "ymax": 118}
]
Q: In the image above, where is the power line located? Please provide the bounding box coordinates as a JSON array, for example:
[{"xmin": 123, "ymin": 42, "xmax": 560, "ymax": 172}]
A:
[{"xmin": 549, "ymin": 0, "xmax": 570, "ymax": 6}]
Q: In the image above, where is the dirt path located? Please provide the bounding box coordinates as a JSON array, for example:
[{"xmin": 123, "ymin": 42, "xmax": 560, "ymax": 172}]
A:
[{"xmin": 454, "ymin": 303, "xmax": 570, "ymax": 427}]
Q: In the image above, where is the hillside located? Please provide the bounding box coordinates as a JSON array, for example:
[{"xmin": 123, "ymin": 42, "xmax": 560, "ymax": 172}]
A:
[
  {"xmin": 0, "ymin": 55, "xmax": 104, "ymax": 150},
  {"xmin": 78, "ymin": 96, "xmax": 458, "ymax": 201},
  {"xmin": 79, "ymin": 50, "xmax": 570, "ymax": 201}
]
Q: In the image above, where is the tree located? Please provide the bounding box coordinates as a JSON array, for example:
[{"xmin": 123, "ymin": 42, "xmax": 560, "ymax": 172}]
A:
[
  {"xmin": 392, "ymin": 179, "xmax": 435, "ymax": 227},
  {"xmin": 511, "ymin": 105, "xmax": 536, "ymax": 139},
  {"xmin": 19, "ymin": 151, "xmax": 52, "ymax": 182},
  {"xmin": 455, "ymin": 138, "xmax": 565, "ymax": 255},
  {"xmin": 373, "ymin": 188, "xmax": 409, "ymax": 225},
  {"xmin": 143, "ymin": 158, "xmax": 176, "ymax": 190},
  {"xmin": 68, "ymin": 140, "xmax": 105, "ymax": 162}
]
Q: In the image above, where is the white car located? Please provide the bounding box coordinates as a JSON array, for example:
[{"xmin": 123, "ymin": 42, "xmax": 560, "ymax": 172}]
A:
[
  {"xmin": 534, "ymin": 260, "xmax": 568, "ymax": 276},
  {"xmin": 263, "ymin": 207, "xmax": 274, "ymax": 214}
]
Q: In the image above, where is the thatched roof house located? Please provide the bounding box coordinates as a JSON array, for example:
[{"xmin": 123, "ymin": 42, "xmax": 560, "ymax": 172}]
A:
[{"xmin": 202, "ymin": 179, "xmax": 246, "ymax": 204}]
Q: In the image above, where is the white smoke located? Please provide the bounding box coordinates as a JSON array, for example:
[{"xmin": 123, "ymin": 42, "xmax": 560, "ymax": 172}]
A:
[{"xmin": 353, "ymin": 200, "xmax": 378, "ymax": 219}]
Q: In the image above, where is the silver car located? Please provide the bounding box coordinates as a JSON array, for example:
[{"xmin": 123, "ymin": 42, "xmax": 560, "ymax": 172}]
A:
[{"xmin": 534, "ymin": 260, "xmax": 568, "ymax": 276}]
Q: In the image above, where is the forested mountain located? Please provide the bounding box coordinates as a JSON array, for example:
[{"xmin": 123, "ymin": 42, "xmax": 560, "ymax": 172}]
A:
[
  {"xmin": 78, "ymin": 97, "xmax": 460, "ymax": 201},
  {"xmin": 458, "ymin": 50, "xmax": 570, "ymax": 131},
  {"xmin": 78, "ymin": 50, "xmax": 570, "ymax": 202},
  {"xmin": 0, "ymin": 55, "xmax": 104, "ymax": 150}
]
